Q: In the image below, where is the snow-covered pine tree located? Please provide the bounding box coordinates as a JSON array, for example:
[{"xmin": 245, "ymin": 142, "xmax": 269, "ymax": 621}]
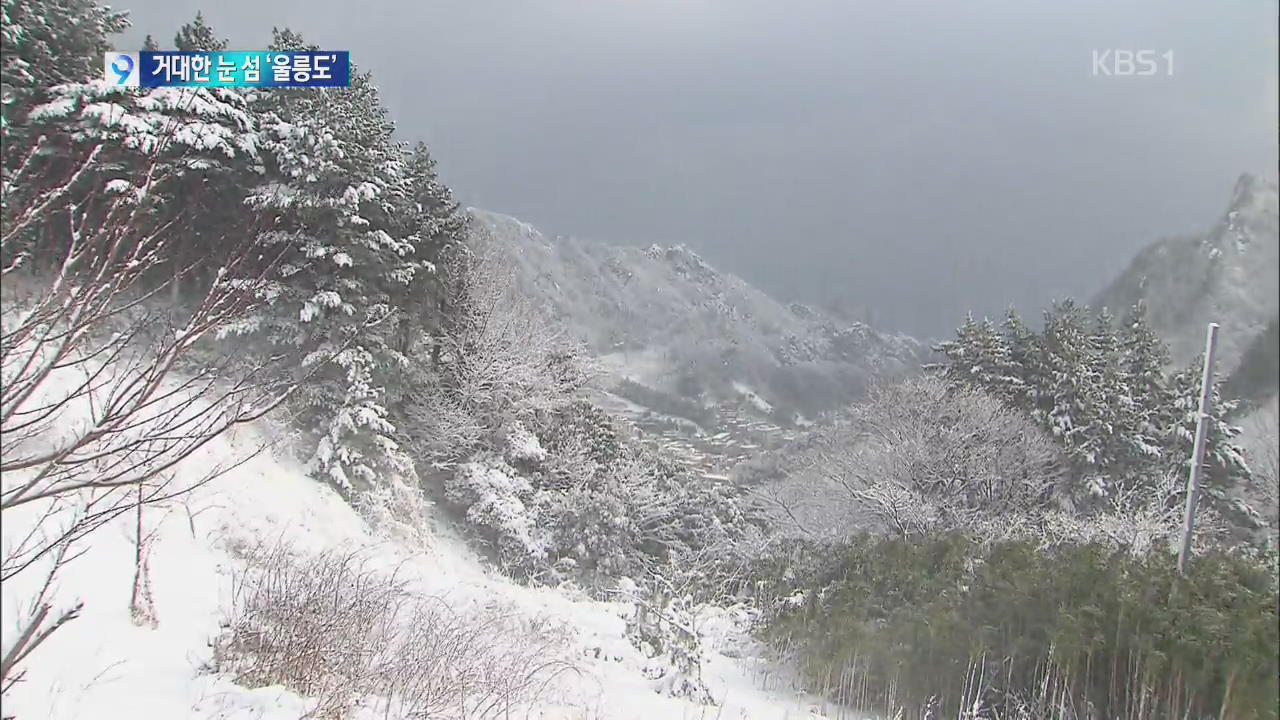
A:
[
  {"xmin": 173, "ymin": 12, "xmax": 228, "ymax": 52},
  {"xmin": 0, "ymin": 0, "xmax": 128, "ymax": 168},
  {"xmin": 933, "ymin": 313, "xmax": 977, "ymax": 378},
  {"xmin": 941, "ymin": 298, "xmax": 1256, "ymax": 516},
  {"xmin": 1038, "ymin": 300, "xmax": 1105, "ymax": 490},
  {"xmin": 934, "ymin": 313, "xmax": 1009, "ymax": 389},
  {"xmin": 999, "ymin": 307, "xmax": 1042, "ymax": 411},
  {"xmin": 969, "ymin": 316, "xmax": 1011, "ymax": 391},
  {"xmin": 1118, "ymin": 302, "xmax": 1169, "ymax": 403},
  {"xmin": 21, "ymin": 83, "xmax": 259, "ymax": 272},
  {"xmin": 2, "ymin": 0, "xmax": 127, "ymax": 267},
  {"xmin": 132, "ymin": 15, "xmax": 253, "ymax": 297},
  {"xmin": 1117, "ymin": 302, "xmax": 1170, "ymax": 480},
  {"xmin": 375, "ymin": 142, "xmax": 468, "ymax": 446},
  {"xmin": 1161, "ymin": 356, "xmax": 1251, "ymax": 501},
  {"xmin": 237, "ymin": 28, "xmax": 424, "ymax": 493},
  {"xmin": 386, "ymin": 141, "xmax": 467, "ymax": 358},
  {"xmin": 13, "ymin": 9, "xmax": 259, "ymax": 283},
  {"xmin": 1080, "ymin": 307, "xmax": 1130, "ymax": 489}
]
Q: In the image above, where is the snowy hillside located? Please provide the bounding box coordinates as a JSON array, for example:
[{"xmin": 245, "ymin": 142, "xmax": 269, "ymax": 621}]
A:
[
  {"xmin": 0, "ymin": 393, "xmax": 837, "ymax": 720},
  {"xmin": 1094, "ymin": 173, "xmax": 1279, "ymax": 373},
  {"xmin": 468, "ymin": 209, "xmax": 921, "ymax": 421}
]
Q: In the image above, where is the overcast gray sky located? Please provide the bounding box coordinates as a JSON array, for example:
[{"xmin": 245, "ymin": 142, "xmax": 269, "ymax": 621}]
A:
[{"xmin": 117, "ymin": 0, "xmax": 1279, "ymax": 338}]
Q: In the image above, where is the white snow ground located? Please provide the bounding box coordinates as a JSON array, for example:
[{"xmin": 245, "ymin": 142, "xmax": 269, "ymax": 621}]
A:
[{"xmin": 0, "ymin": 389, "xmax": 838, "ymax": 719}]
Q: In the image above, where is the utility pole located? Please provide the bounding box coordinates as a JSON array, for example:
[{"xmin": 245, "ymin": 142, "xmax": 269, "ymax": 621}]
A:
[{"xmin": 1176, "ymin": 322, "xmax": 1219, "ymax": 576}]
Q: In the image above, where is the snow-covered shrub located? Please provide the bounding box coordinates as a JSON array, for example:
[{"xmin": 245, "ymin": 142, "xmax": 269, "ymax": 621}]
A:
[
  {"xmin": 617, "ymin": 576, "xmax": 714, "ymax": 705},
  {"xmin": 417, "ymin": 246, "xmax": 760, "ymax": 591},
  {"xmin": 537, "ymin": 400, "xmax": 620, "ymax": 480},
  {"xmin": 391, "ymin": 246, "xmax": 592, "ymax": 476},
  {"xmin": 394, "ymin": 361, "xmax": 486, "ymax": 470},
  {"xmin": 503, "ymin": 420, "xmax": 547, "ymax": 466},
  {"xmin": 353, "ymin": 473, "xmax": 435, "ymax": 549},
  {"xmin": 533, "ymin": 406, "xmax": 758, "ymax": 590},
  {"xmin": 802, "ymin": 374, "xmax": 1241, "ymax": 553},
  {"xmin": 1037, "ymin": 469, "xmax": 1231, "ymax": 556},
  {"xmin": 216, "ymin": 541, "xmax": 575, "ymax": 719},
  {"xmin": 441, "ymin": 397, "xmax": 760, "ymax": 593},
  {"xmin": 443, "ymin": 437, "xmax": 656, "ymax": 581},
  {"xmin": 816, "ymin": 374, "xmax": 1066, "ymax": 539},
  {"xmin": 541, "ymin": 482, "xmax": 636, "ymax": 579},
  {"xmin": 444, "ymin": 453, "xmax": 546, "ymax": 569},
  {"xmin": 428, "ymin": 244, "xmax": 592, "ymax": 427},
  {"xmin": 535, "ymin": 450, "xmax": 681, "ymax": 580},
  {"xmin": 216, "ymin": 545, "xmax": 401, "ymax": 716},
  {"xmin": 375, "ymin": 598, "xmax": 577, "ymax": 720}
]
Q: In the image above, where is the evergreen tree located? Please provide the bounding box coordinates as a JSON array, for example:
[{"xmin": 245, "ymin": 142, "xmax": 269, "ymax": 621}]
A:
[
  {"xmin": 5, "ymin": 2, "xmax": 462, "ymax": 502},
  {"xmin": 935, "ymin": 313, "xmax": 1012, "ymax": 399},
  {"xmin": 938, "ymin": 298, "xmax": 1254, "ymax": 511},
  {"xmin": 1038, "ymin": 300, "xmax": 1096, "ymax": 472},
  {"xmin": 3, "ymin": 0, "xmax": 261, "ymax": 287},
  {"xmin": 1087, "ymin": 307, "xmax": 1119, "ymax": 367},
  {"xmin": 1, "ymin": 0, "xmax": 129, "ymax": 173},
  {"xmin": 173, "ymin": 12, "xmax": 228, "ymax": 52},
  {"xmin": 1162, "ymin": 357, "xmax": 1251, "ymax": 497},
  {"xmin": 968, "ymin": 317, "xmax": 1009, "ymax": 390},
  {"xmin": 388, "ymin": 141, "xmax": 468, "ymax": 356},
  {"xmin": 142, "ymin": 33, "xmax": 160, "ymax": 51},
  {"xmin": 9, "ymin": 7, "xmax": 257, "ymax": 278},
  {"xmin": 934, "ymin": 313, "xmax": 984, "ymax": 386},
  {"xmin": 268, "ymin": 26, "xmax": 318, "ymax": 52},
  {"xmin": 1081, "ymin": 307, "xmax": 1127, "ymax": 483},
  {"xmin": 238, "ymin": 29, "xmax": 425, "ymax": 492},
  {"xmin": 1000, "ymin": 307, "xmax": 1041, "ymax": 410},
  {"xmin": 1118, "ymin": 302, "xmax": 1170, "ymax": 467},
  {"xmin": 138, "ymin": 14, "xmax": 248, "ymax": 293},
  {"xmin": 1118, "ymin": 302, "xmax": 1169, "ymax": 407},
  {"xmin": 19, "ymin": 77, "xmax": 260, "ymax": 277}
]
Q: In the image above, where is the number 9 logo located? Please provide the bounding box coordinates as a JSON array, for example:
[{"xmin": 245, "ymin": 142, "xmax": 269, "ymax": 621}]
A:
[{"xmin": 111, "ymin": 54, "xmax": 134, "ymax": 84}]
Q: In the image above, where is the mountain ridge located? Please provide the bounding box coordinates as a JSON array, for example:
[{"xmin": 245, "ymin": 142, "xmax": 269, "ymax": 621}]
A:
[
  {"xmin": 466, "ymin": 208, "xmax": 922, "ymax": 422},
  {"xmin": 1093, "ymin": 173, "xmax": 1279, "ymax": 374}
]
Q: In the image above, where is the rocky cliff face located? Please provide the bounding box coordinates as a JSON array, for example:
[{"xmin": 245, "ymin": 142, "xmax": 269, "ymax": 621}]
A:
[{"xmin": 1094, "ymin": 174, "xmax": 1279, "ymax": 374}]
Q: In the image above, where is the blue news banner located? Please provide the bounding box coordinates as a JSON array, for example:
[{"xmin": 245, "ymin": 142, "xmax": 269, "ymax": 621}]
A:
[{"xmin": 105, "ymin": 51, "xmax": 351, "ymax": 88}]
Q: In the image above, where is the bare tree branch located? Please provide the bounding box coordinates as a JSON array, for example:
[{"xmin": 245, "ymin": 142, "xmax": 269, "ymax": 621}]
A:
[
  {"xmin": 805, "ymin": 375, "xmax": 1066, "ymax": 540},
  {"xmin": 0, "ymin": 148, "xmax": 299, "ymax": 692}
]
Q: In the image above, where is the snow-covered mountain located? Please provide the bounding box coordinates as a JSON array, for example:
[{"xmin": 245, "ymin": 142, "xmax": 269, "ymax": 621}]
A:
[
  {"xmin": 1093, "ymin": 173, "xmax": 1279, "ymax": 374},
  {"xmin": 468, "ymin": 209, "xmax": 922, "ymax": 423}
]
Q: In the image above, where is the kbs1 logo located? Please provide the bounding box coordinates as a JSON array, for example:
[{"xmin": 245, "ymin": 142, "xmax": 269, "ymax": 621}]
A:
[
  {"xmin": 1091, "ymin": 49, "xmax": 1174, "ymax": 77},
  {"xmin": 104, "ymin": 51, "xmax": 351, "ymax": 88}
]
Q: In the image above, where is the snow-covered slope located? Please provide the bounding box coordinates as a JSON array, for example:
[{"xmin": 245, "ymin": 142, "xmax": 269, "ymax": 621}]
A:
[
  {"xmin": 468, "ymin": 209, "xmax": 921, "ymax": 418},
  {"xmin": 1094, "ymin": 174, "xmax": 1279, "ymax": 373},
  {"xmin": 0, "ymin": 409, "xmax": 836, "ymax": 720}
]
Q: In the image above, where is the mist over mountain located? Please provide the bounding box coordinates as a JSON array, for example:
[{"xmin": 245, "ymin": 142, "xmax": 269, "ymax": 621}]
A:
[
  {"xmin": 1094, "ymin": 173, "xmax": 1279, "ymax": 375},
  {"xmin": 469, "ymin": 209, "xmax": 922, "ymax": 422},
  {"xmin": 1225, "ymin": 318, "xmax": 1280, "ymax": 410},
  {"xmin": 471, "ymin": 169, "xmax": 1280, "ymax": 424}
]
